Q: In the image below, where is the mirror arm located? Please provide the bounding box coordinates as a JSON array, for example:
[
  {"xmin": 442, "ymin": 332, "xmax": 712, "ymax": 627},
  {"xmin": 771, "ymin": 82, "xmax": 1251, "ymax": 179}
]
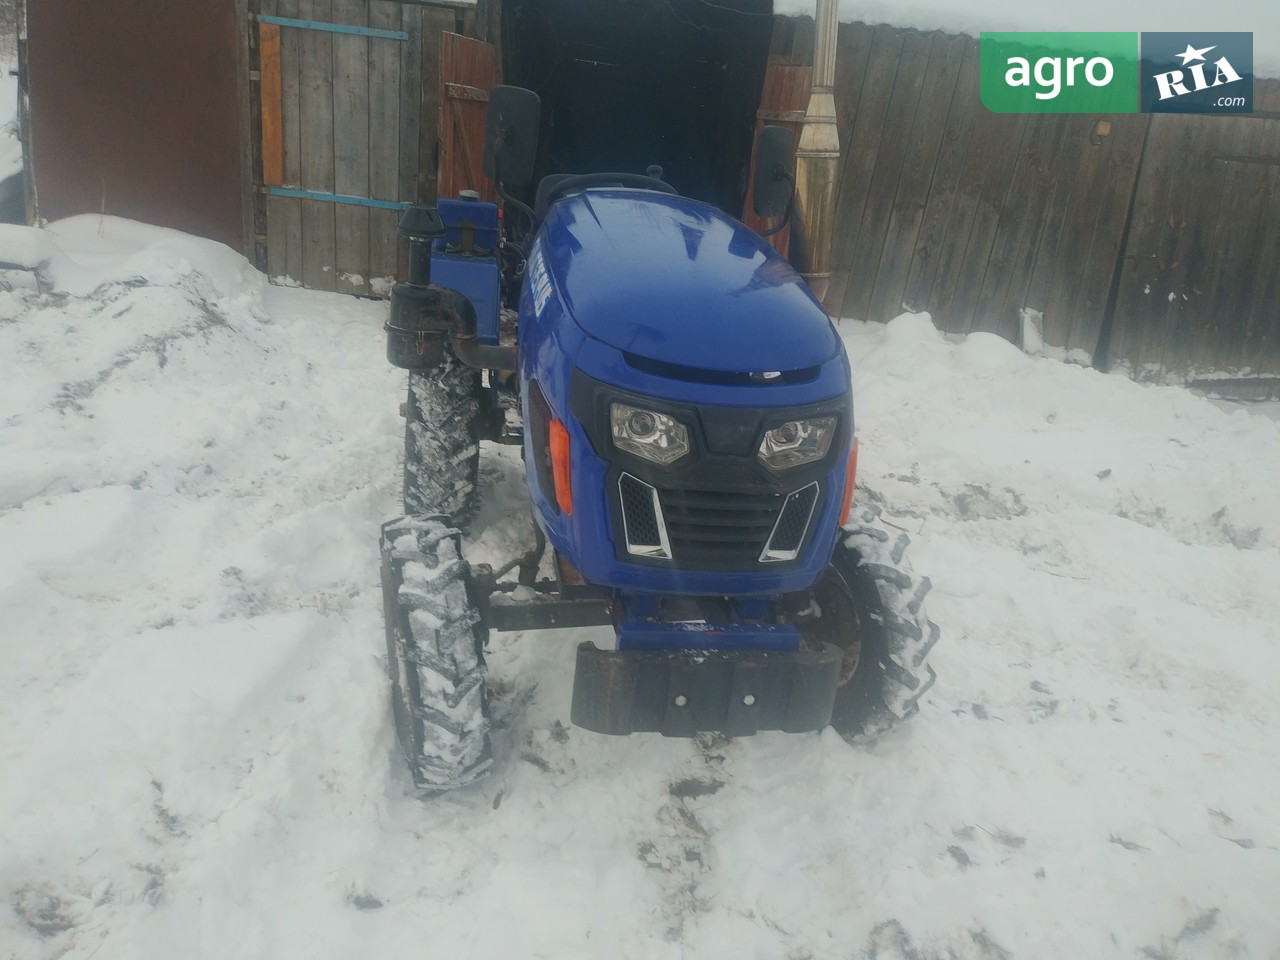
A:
[
  {"xmin": 491, "ymin": 147, "xmax": 538, "ymax": 240},
  {"xmin": 496, "ymin": 180, "xmax": 538, "ymax": 236},
  {"xmin": 758, "ymin": 169, "xmax": 796, "ymax": 239}
]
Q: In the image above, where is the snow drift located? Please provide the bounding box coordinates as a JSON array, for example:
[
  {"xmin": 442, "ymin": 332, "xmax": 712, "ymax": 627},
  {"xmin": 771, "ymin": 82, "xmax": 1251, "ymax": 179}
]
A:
[{"xmin": 2, "ymin": 219, "xmax": 1278, "ymax": 959}]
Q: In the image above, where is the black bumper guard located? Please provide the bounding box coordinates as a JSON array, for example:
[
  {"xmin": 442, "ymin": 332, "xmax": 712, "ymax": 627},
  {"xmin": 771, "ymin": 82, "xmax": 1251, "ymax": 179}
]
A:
[{"xmin": 570, "ymin": 641, "xmax": 843, "ymax": 737}]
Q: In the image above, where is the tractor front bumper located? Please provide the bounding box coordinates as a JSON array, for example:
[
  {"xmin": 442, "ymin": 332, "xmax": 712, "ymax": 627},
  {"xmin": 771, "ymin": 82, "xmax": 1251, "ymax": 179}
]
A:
[{"xmin": 569, "ymin": 641, "xmax": 842, "ymax": 737}]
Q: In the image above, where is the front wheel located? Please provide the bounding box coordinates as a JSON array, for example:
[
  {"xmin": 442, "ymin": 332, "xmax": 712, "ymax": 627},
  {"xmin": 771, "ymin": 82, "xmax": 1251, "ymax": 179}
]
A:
[
  {"xmin": 801, "ymin": 505, "xmax": 940, "ymax": 737},
  {"xmin": 380, "ymin": 515, "xmax": 492, "ymax": 790},
  {"xmin": 403, "ymin": 352, "xmax": 481, "ymax": 522}
]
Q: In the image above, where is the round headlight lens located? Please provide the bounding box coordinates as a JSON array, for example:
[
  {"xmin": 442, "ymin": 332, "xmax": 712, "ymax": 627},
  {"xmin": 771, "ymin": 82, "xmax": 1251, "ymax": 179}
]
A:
[
  {"xmin": 610, "ymin": 402, "xmax": 690, "ymax": 466},
  {"xmin": 758, "ymin": 416, "xmax": 837, "ymax": 471}
]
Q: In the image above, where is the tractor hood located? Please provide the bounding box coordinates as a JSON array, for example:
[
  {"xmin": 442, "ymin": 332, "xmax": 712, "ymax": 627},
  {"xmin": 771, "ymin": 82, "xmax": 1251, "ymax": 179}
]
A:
[{"xmin": 537, "ymin": 190, "xmax": 840, "ymax": 374}]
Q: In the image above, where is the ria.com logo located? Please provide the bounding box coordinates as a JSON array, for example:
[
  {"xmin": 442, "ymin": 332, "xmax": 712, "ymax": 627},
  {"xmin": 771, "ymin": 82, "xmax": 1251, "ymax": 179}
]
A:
[
  {"xmin": 980, "ymin": 32, "xmax": 1254, "ymax": 113},
  {"xmin": 1140, "ymin": 33, "xmax": 1253, "ymax": 112}
]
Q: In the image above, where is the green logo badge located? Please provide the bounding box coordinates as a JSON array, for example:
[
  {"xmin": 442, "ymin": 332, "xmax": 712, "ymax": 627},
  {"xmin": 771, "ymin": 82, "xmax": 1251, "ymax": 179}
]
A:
[{"xmin": 981, "ymin": 32, "xmax": 1140, "ymax": 113}]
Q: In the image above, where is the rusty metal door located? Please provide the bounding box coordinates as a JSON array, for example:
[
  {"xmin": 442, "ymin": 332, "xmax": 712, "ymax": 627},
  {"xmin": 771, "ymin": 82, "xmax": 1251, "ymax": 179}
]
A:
[
  {"xmin": 438, "ymin": 32, "xmax": 498, "ymax": 203},
  {"xmin": 24, "ymin": 0, "xmax": 246, "ymax": 249}
]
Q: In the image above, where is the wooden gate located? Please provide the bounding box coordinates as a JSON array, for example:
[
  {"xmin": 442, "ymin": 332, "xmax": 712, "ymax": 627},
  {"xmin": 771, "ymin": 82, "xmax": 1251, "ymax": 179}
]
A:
[
  {"xmin": 438, "ymin": 33, "xmax": 499, "ymax": 203},
  {"xmin": 257, "ymin": 0, "xmax": 472, "ymax": 293}
]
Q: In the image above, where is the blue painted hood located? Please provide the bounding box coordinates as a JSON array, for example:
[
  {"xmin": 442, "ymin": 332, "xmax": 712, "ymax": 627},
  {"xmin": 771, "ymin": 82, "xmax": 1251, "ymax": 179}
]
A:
[{"xmin": 537, "ymin": 190, "xmax": 840, "ymax": 374}]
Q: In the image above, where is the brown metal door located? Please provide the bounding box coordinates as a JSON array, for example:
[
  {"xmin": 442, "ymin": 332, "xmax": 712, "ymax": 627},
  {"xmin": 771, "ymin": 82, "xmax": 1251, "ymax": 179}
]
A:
[
  {"xmin": 24, "ymin": 0, "xmax": 245, "ymax": 250},
  {"xmin": 743, "ymin": 61, "xmax": 811, "ymax": 257},
  {"xmin": 438, "ymin": 32, "xmax": 499, "ymax": 203}
]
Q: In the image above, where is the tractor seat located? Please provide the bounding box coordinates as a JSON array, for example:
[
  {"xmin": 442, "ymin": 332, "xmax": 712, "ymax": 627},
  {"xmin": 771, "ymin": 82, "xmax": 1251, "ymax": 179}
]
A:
[
  {"xmin": 534, "ymin": 170, "xmax": 677, "ymax": 220},
  {"xmin": 534, "ymin": 174, "xmax": 578, "ymax": 220}
]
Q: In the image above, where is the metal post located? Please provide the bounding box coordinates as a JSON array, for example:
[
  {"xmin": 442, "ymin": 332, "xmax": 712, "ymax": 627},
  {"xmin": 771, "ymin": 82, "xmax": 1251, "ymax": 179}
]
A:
[{"xmin": 792, "ymin": 0, "xmax": 840, "ymax": 308}]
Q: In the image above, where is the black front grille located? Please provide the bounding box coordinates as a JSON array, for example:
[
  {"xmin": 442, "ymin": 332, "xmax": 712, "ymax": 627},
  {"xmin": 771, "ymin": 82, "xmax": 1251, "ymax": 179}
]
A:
[
  {"xmin": 620, "ymin": 474, "xmax": 662, "ymax": 547},
  {"xmin": 658, "ymin": 488, "xmax": 784, "ymax": 566},
  {"xmin": 768, "ymin": 483, "xmax": 819, "ymax": 554}
]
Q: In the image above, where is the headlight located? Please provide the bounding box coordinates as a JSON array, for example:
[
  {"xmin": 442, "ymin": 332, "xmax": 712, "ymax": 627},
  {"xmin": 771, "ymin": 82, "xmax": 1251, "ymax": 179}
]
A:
[
  {"xmin": 610, "ymin": 402, "xmax": 690, "ymax": 466},
  {"xmin": 757, "ymin": 416, "xmax": 837, "ymax": 471}
]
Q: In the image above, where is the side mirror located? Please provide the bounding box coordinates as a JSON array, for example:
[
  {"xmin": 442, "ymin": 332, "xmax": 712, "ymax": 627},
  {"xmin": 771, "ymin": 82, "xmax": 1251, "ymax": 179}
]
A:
[
  {"xmin": 483, "ymin": 86, "xmax": 541, "ymax": 188},
  {"xmin": 752, "ymin": 125, "xmax": 795, "ymax": 219}
]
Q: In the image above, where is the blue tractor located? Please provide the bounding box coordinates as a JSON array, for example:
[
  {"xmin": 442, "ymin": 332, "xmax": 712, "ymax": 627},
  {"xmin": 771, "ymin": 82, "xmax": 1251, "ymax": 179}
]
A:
[{"xmin": 380, "ymin": 87, "xmax": 939, "ymax": 790}]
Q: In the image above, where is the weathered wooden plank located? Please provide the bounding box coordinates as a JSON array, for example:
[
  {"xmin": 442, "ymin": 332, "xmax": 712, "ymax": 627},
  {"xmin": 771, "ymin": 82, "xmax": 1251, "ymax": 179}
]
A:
[
  {"xmin": 1237, "ymin": 91, "xmax": 1280, "ymax": 375},
  {"xmin": 271, "ymin": 0, "xmax": 305, "ymax": 282},
  {"xmin": 928, "ymin": 75, "xmax": 1032, "ymax": 335},
  {"xmin": 967, "ymin": 113, "xmax": 1070, "ymax": 342},
  {"xmin": 438, "ymin": 32, "xmax": 499, "ymax": 202},
  {"xmin": 236, "ymin": 0, "xmax": 256, "ymax": 260},
  {"xmin": 899, "ymin": 38, "xmax": 979, "ymax": 317},
  {"xmin": 830, "ymin": 24, "xmax": 902, "ymax": 320},
  {"xmin": 475, "ymin": 0, "xmax": 502, "ymax": 46},
  {"xmin": 297, "ymin": 0, "xmax": 336, "ymax": 291},
  {"xmin": 401, "ymin": 9, "xmax": 432, "ymax": 279},
  {"xmin": 332, "ymin": 0, "xmax": 370, "ymax": 296},
  {"xmin": 1196, "ymin": 114, "xmax": 1278, "ymax": 372},
  {"xmin": 832, "ymin": 22, "xmax": 874, "ymax": 134},
  {"xmin": 1143, "ymin": 116, "xmax": 1225, "ymax": 373},
  {"xmin": 259, "ymin": 11, "xmax": 288, "ymax": 279},
  {"xmin": 1149, "ymin": 118, "xmax": 1234, "ymax": 373},
  {"xmin": 1060, "ymin": 115, "xmax": 1147, "ymax": 359},
  {"xmin": 411, "ymin": 9, "xmax": 443, "ymax": 204},
  {"xmin": 919, "ymin": 39, "xmax": 1012, "ymax": 334},
  {"xmin": 866, "ymin": 31, "xmax": 966, "ymax": 325},
  {"xmin": 1163, "ymin": 117, "xmax": 1252, "ymax": 371},
  {"xmin": 823, "ymin": 21, "xmax": 875, "ymax": 310},
  {"xmin": 1023, "ymin": 116, "xmax": 1092, "ymax": 348},
  {"xmin": 259, "ymin": 23, "xmax": 284, "ymax": 186},
  {"xmin": 842, "ymin": 29, "xmax": 930, "ymax": 322},
  {"xmin": 461, "ymin": 4, "xmax": 479, "ymax": 40},
  {"xmin": 1247, "ymin": 162, "xmax": 1280, "ymax": 376},
  {"xmin": 368, "ymin": 0, "xmax": 403, "ymax": 291},
  {"xmin": 1108, "ymin": 115, "xmax": 1210, "ymax": 374}
]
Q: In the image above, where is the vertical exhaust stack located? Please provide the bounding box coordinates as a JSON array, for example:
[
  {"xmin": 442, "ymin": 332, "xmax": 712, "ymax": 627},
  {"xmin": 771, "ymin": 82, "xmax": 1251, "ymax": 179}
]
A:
[{"xmin": 792, "ymin": 0, "xmax": 841, "ymax": 309}]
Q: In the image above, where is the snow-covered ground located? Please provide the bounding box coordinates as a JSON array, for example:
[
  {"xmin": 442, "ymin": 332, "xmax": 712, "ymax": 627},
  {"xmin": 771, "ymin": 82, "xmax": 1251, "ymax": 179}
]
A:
[{"xmin": 2, "ymin": 219, "xmax": 1278, "ymax": 960}]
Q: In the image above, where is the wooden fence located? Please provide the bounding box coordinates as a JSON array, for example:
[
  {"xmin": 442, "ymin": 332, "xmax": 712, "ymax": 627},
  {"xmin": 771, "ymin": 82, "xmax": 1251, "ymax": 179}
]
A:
[
  {"xmin": 819, "ymin": 21, "xmax": 1280, "ymax": 378},
  {"xmin": 249, "ymin": 7, "xmax": 1277, "ymax": 379}
]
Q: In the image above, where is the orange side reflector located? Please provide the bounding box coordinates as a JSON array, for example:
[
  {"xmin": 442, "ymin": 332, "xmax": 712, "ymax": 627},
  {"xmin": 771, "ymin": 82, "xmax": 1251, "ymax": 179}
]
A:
[
  {"xmin": 839, "ymin": 436, "xmax": 859, "ymax": 526},
  {"xmin": 549, "ymin": 418, "xmax": 573, "ymax": 515}
]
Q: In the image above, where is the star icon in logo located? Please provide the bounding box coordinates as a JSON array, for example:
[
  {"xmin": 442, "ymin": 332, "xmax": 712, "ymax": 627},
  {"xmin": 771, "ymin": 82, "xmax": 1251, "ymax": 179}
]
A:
[{"xmin": 1176, "ymin": 43, "xmax": 1216, "ymax": 65}]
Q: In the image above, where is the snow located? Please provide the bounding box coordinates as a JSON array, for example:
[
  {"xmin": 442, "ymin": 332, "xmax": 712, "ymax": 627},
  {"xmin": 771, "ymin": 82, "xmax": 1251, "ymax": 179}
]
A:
[
  {"xmin": 773, "ymin": 0, "xmax": 1280, "ymax": 78},
  {"xmin": 2, "ymin": 220, "xmax": 1279, "ymax": 959}
]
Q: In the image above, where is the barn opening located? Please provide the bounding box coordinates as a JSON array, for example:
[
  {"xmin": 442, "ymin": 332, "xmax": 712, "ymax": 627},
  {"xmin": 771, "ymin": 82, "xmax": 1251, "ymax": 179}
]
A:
[{"xmin": 500, "ymin": 0, "xmax": 774, "ymax": 217}]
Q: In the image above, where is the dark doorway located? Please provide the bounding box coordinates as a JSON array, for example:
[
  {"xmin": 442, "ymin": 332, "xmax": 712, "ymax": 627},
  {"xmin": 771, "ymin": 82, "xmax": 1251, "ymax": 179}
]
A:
[{"xmin": 501, "ymin": 0, "xmax": 773, "ymax": 216}]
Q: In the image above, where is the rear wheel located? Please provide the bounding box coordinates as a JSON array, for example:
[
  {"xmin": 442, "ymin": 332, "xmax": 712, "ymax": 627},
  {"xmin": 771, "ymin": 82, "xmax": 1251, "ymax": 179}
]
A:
[
  {"xmin": 403, "ymin": 352, "xmax": 481, "ymax": 522},
  {"xmin": 380, "ymin": 515, "xmax": 492, "ymax": 790},
  {"xmin": 801, "ymin": 505, "xmax": 940, "ymax": 737}
]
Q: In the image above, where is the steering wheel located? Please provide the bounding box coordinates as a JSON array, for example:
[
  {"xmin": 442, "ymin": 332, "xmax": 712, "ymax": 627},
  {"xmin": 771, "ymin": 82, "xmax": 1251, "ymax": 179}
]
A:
[{"xmin": 539, "ymin": 172, "xmax": 678, "ymax": 213}]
